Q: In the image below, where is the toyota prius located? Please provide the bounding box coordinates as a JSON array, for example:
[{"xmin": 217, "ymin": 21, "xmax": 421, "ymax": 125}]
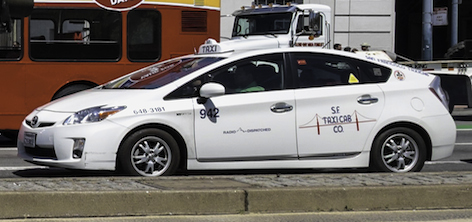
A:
[{"xmin": 17, "ymin": 44, "xmax": 456, "ymax": 176}]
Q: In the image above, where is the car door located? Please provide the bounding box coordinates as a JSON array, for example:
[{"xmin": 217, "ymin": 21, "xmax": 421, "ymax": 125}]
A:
[
  {"xmin": 193, "ymin": 53, "xmax": 298, "ymax": 162},
  {"xmin": 291, "ymin": 52, "xmax": 390, "ymax": 158}
]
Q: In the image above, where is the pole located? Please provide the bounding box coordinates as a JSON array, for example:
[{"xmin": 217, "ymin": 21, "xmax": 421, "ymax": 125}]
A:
[
  {"xmin": 422, "ymin": 0, "xmax": 433, "ymax": 61},
  {"xmin": 451, "ymin": 0, "xmax": 459, "ymax": 47}
]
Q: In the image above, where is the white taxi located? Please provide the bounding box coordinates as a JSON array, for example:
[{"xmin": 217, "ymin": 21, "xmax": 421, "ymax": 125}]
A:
[{"xmin": 17, "ymin": 42, "xmax": 456, "ymax": 176}]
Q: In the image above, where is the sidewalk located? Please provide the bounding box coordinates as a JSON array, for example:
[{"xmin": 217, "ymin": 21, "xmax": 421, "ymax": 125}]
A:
[{"xmin": 1, "ymin": 171, "xmax": 472, "ymax": 219}]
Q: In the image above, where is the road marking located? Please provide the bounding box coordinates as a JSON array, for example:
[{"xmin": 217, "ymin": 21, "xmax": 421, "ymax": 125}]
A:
[
  {"xmin": 425, "ymin": 161, "xmax": 468, "ymax": 165},
  {"xmin": 0, "ymin": 162, "xmax": 467, "ymax": 172},
  {"xmin": 0, "ymin": 148, "xmax": 17, "ymax": 151},
  {"xmin": 0, "ymin": 166, "xmax": 48, "ymax": 171},
  {"xmin": 455, "ymin": 143, "xmax": 472, "ymax": 146}
]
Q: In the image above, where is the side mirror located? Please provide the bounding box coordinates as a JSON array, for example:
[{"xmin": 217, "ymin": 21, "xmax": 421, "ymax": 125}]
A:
[
  {"xmin": 197, "ymin": 82, "xmax": 225, "ymax": 104},
  {"xmin": 308, "ymin": 10, "xmax": 321, "ymax": 33}
]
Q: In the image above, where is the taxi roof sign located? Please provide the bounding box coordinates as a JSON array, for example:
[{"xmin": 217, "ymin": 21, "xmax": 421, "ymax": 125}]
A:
[{"xmin": 198, "ymin": 38, "xmax": 233, "ymax": 55}]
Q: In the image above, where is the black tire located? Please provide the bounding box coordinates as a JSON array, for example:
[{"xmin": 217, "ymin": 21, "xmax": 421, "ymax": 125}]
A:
[
  {"xmin": 370, "ymin": 127, "xmax": 426, "ymax": 173},
  {"xmin": 52, "ymin": 84, "xmax": 95, "ymax": 101},
  {"xmin": 117, "ymin": 129, "xmax": 180, "ymax": 177}
]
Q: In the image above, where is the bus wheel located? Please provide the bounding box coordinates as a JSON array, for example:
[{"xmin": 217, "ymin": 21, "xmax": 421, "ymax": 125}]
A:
[
  {"xmin": 52, "ymin": 84, "xmax": 95, "ymax": 100},
  {"xmin": 117, "ymin": 129, "xmax": 180, "ymax": 177}
]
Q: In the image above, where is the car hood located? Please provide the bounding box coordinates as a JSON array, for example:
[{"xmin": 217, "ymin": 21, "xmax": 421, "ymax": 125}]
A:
[{"xmin": 38, "ymin": 88, "xmax": 152, "ymax": 113}]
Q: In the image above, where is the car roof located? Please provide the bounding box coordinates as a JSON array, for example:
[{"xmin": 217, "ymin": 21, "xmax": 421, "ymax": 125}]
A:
[{"xmin": 197, "ymin": 46, "xmax": 380, "ymax": 65}]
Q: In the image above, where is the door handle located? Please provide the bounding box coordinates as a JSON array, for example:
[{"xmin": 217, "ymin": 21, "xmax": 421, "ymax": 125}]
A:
[
  {"xmin": 271, "ymin": 102, "xmax": 293, "ymax": 113},
  {"xmin": 357, "ymin": 95, "xmax": 379, "ymax": 105}
]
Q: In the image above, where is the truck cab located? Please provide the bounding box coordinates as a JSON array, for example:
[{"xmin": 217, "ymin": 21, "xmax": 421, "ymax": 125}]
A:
[{"xmin": 211, "ymin": 4, "xmax": 331, "ymax": 52}]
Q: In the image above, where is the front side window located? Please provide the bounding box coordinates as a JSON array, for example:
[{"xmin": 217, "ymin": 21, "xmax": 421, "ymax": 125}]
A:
[
  {"xmin": 233, "ymin": 13, "xmax": 292, "ymax": 37},
  {"xmin": 294, "ymin": 53, "xmax": 391, "ymax": 88},
  {"xmin": 0, "ymin": 19, "xmax": 22, "ymax": 60},
  {"xmin": 166, "ymin": 54, "xmax": 284, "ymax": 100},
  {"xmin": 104, "ymin": 56, "xmax": 223, "ymax": 89},
  {"xmin": 30, "ymin": 9, "xmax": 121, "ymax": 61},
  {"xmin": 209, "ymin": 54, "xmax": 284, "ymax": 94},
  {"xmin": 127, "ymin": 9, "xmax": 161, "ymax": 61}
]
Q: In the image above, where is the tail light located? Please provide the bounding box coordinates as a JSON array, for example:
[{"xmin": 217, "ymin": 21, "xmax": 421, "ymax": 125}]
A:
[{"xmin": 429, "ymin": 76, "xmax": 449, "ymax": 110}]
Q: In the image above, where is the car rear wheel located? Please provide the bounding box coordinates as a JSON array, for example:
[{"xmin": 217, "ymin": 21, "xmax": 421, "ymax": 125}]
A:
[
  {"xmin": 117, "ymin": 129, "xmax": 180, "ymax": 177},
  {"xmin": 370, "ymin": 127, "xmax": 426, "ymax": 172}
]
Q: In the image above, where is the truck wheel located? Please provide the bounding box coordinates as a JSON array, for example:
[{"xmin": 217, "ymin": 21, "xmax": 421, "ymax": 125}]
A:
[
  {"xmin": 117, "ymin": 129, "xmax": 180, "ymax": 177},
  {"xmin": 370, "ymin": 127, "xmax": 426, "ymax": 172},
  {"xmin": 52, "ymin": 84, "xmax": 95, "ymax": 100}
]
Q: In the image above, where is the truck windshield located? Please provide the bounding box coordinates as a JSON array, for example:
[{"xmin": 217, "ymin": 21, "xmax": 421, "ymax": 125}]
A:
[
  {"xmin": 103, "ymin": 57, "xmax": 223, "ymax": 89},
  {"xmin": 233, "ymin": 12, "xmax": 293, "ymax": 37}
]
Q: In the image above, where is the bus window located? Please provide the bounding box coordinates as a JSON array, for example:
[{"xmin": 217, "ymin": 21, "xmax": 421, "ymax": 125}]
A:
[
  {"xmin": 0, "ymin": 19, "xmax": 22, "ymax": 60},
  {"xmin": 29, "ymin": 9, "xmax": 121, "ymax": 61},
  {"xmin": 62, "ymin": 19, "xmax": 91, "ymax": 43},
  {"xmin": 127, "ymin": 9, "xmax": 161, "ymax": 61}
]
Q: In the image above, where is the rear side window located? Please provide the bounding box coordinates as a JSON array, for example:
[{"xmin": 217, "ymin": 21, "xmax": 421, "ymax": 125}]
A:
[
  {"xmin": 29, "ymin": 9, "xmax": 121, "ymax": 61},
  {"xmin": 292, "ymin": 53, "xmax": 391, "ymax": 88}
]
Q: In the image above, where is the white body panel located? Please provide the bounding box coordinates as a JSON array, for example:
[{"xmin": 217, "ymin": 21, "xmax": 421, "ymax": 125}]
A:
[
  {"xmin": 194, "ymin": 90, "xmax": 297, "ymax": 161},
  {"xmin": 295, "ymin": 84, "xmax": 385, "ymax": 157}
]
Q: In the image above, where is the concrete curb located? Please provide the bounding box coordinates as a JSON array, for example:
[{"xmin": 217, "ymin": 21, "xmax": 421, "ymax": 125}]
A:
[
  {"xmin": 246, "ymin": 184, "xmax": 472, "ymax": 213},
  {"xmin": 1, "ymin": 183, "xmax": 472, "ymax": 219},
  {"xmin": 1, "ymin": 190, "xmax": 246, "ymax": 219}
]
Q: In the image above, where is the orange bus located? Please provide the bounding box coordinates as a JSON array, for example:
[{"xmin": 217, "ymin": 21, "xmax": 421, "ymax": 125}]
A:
[{"xmin": 0, "ymin": 0, "xmax": 220, "ymax": 137}]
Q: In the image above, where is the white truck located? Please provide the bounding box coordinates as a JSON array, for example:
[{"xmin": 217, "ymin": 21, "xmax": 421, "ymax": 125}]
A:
[
  {"xmin": 397, "ymin": 41, "xmax": 472, "ymax": 110},
  {"xmin": 208, "ymin": 3, "xmax": 332, "ymax": 52}
]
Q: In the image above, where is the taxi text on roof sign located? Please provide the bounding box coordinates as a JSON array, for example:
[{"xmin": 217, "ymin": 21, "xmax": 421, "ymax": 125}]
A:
[{"xmin": 198, "ymin": 38, "xmax": 227, "ymax": 54}]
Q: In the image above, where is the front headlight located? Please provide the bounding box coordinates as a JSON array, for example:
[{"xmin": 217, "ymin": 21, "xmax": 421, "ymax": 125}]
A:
[{"xmin": 63, "ymin": 106, "xmax": 127, "ymax": 125}]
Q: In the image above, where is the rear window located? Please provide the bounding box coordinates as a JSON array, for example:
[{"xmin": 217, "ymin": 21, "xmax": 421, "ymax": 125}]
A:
[{"xmin": 104, "ymin": 57, "xmax": 223, "ymax": 89}]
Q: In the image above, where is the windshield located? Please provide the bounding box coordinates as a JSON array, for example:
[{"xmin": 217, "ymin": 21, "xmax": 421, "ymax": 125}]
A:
[
  {"xmin": 103, "ymin": 57, "xmax": 223, "ymax": 89},
  {"xmin": 232, "ymin": 12, "xmax": 293, "ymax": 37}
]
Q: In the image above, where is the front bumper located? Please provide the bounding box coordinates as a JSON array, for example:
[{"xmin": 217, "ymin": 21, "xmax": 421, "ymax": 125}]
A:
[{"xmin": 17, "ymin": 110, "xmax": 128, "ymax": 170}]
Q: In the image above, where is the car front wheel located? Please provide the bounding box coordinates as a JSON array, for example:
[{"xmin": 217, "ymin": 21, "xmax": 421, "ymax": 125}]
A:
[
  {"xmin": 117, "ymin": 129, "xmax": 180, "ymax": 177},
  {"xmin": 370, "ymin": 127, "xmax": 426, "ymax": 173}
]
